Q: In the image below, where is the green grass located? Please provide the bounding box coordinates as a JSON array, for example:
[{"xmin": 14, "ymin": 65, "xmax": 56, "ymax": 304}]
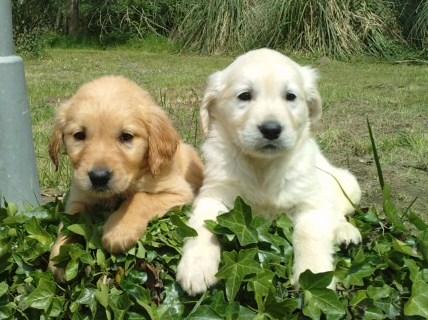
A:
[{"xmin": 25, "ymin": 48, "xmax": 428, "ymax": 214}]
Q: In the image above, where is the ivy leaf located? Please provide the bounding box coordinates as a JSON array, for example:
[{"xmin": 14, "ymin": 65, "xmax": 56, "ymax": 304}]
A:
[
  {"xmin": 264, "ymin": 295, "xmax": 299, "ymax": 319},
  {"xmin": 404, "ymin": 280, "xmax": 428, "ymax": 318},
  {"xmin": 275, "ymin": 215, "xmax": 294, "ymax": 243},
  {"xmin": 299, "ymin": 270, "xmax": 334, "ymax": 290},
  {"xmin": 392, "ymin": 238, "xmax": 422, "ymax": 259},
  {"xmin": 304, "ymin": 289, "xmax": 346, "ymax": 320},
  {"xmin": 216, "ymin": 197, "xmax": 258, "ymax": 246},
  {"xmin": 65, "ymin": 259, "xmax": 79, "ymax": 282},
  {"xmin": 170, "ymin": 214, "xmax": 197, "ymax": 238},
  {"xmin": 95, "ymin": 280, "xmax": 109, "ymax": 308},
  {"xmin": 48, "ymin": 296, "xmax": 65, "ymax": 318},
  {"xmin": 187, "ymin": 306, "xmax": 223, "ymax": 320},
  {"xmin": 25, "ymin": 217, "xmax": 53, "ymax": 247},
  {"xmin": 216, "ymin": 248, "xmax": 260, "ymax": 301},
  {"xmin": 75, "ymin": 288, "xmax": 97, "ymax": 317},
  {"xmin": 67, "ymin": 224, "xmax": 91, "ymax": 239},
  {"xmin": 345, "ymin": 259, "xmax": 377, "ymax": 286},
  {"xmin": 0, "ymin": 282, "xmax": 8, "ymax": 298},
  {"xmin": 350, "ymin": 290, "xmax": 367, "ymax": 306},
  {"xmin": 248, "ymin": 270, "xmax": 275, "ymax": 311},
  {"xmin": 363, "ymin": 306, "xmax": 386, "ymax": 320},
  {"xmin": 19, "ymin": 278, "xmax": 56, "ymax": 311},
  {"xmin": 367, "ymin": 284, "xmax": 392, "ymax": 300},
  {"xmin": 158, "ymin": 284, "xmax": 184, "ymax": 318}
]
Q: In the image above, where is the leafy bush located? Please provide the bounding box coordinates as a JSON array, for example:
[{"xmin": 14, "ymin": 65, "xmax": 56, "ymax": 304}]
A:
[
  {"xmin": 11, "ymin": 0, "xmax": 57, "ymax": 56},
  {"xmin": 10, "ymin": 0, "xmax": 428, "ymax": 57},
  {"xmin": 79, "ymin": 0, "xmax": 185, "ymax": 44},
  {"xmin": 0, "ymin": 122, "xmax": 427, "ymax": 319}
]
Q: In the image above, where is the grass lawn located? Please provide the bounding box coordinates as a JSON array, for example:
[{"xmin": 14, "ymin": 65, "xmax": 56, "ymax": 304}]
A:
[{"xmin": 25, "ymin": 47, "xmax": 428, "ymax": 216}]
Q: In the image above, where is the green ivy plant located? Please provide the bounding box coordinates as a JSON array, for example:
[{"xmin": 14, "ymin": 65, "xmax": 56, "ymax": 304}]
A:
[{"xmin": 0, "ymin": 121, "xmax": 426, "ymax": 319}]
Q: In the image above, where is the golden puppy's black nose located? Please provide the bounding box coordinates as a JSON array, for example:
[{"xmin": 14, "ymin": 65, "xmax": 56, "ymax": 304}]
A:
[
  {"xmin": 88, "ymin": 169, "xmax": 112, "ymax": 188},
  {"xmin": 258, "ymin": 121, "xmax": 282, "ymax": 140}
]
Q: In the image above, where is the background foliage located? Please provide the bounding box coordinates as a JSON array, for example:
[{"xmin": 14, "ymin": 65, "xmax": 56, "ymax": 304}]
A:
[{"xmin": 11, "ymin": 0, "xmax": 428, "ymax": 57}]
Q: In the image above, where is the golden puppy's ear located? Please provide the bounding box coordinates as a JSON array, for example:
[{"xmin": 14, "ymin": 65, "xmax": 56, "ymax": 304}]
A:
[
  {"xmin": 49, "ymin": 101, "xmax": 69, "ymax": 171},
  {"xmin": 301, "ymin": 66, "xmax": 322, "ymax": 129},
  {"xmin": 201, "ymin": 71, "xmax": 223, "ymax": 136},
  {"xmin": 147, "ymin": 109, "xmax": 180, "ymax": 176}
]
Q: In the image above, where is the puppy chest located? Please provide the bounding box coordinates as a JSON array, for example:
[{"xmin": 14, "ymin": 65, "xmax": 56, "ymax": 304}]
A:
[{"xmin": 238, "ymin": 177, "xmax": 308, "ymax": 217}]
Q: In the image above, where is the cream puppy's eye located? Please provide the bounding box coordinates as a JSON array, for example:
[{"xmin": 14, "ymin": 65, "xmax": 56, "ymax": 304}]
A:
[
  {"xmin": 285, "ymin": 92, "xmax": 297, "ymax": 101},
  {"xmin": 73, "ymin": 131, "xmax": 86, "ymax": 141},
  {"xmin": 237, "ymin": 91, "xmax": 252, "ymax": 101},
  {"xmin": 119, "ymin": 132, "xmax": 134, "ymax": 143}
]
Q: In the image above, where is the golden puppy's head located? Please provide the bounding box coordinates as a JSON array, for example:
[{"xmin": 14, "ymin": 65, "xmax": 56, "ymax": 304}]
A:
[
  {"xmin": 201, "ymin": 48, "xmax": 322, "ymax": 159},
  {"xmin": 49, "ymin": 76, "xmax": 179, "ymax": 197}
]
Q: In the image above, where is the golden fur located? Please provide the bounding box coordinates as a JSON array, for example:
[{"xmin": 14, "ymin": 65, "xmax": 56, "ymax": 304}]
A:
[{"xmin": 48, "ymin": 76, "xmax": 203, "ymax": 280}]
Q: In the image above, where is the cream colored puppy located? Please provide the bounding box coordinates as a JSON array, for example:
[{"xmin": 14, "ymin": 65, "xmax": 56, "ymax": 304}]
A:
[{"xmin": 177, "ymin": 48, "xmax": 361, "ymax": 295}]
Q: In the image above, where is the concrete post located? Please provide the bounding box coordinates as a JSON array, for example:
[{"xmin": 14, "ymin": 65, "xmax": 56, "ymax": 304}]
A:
[{"xmin": 0, "ymin": 0, "xmax": 41, "ymax": 206}]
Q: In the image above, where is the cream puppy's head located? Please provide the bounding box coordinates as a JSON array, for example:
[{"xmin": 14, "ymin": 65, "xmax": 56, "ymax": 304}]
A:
[
  {"xmin": 201, "ymin": 48, "xmax": 321, "ymax": 159},
  {"xmin": 49, "ymin": 76, "xmax": 179, "ymax": 197}
]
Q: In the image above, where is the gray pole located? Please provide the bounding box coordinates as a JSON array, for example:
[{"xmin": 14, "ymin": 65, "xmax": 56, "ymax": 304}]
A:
[{"xmin": 0, "ymin": 0, "xmax": 41, "ymax": 206}]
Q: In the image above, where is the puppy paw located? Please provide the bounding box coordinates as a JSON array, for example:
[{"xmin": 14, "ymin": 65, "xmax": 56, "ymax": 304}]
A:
[
  {"xmin": 176, "ymin": 236, "xmax": 221, "ymax": 296},
  {"xmin": 102, "ymin": 221, "xmax": 146, "ymax": 254},
  {"xmin": 335, "ymin": 222, "xmax": 361, "ymax": 246}
]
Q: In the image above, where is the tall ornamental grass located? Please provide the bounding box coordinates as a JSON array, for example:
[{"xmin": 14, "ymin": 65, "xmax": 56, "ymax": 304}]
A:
[{"xmin": 174, "ymin": 0, "xmax": 404, "ymax": 57}]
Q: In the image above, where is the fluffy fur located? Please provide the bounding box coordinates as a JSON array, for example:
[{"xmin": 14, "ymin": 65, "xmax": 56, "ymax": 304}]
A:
[
  {"xmin": 48, "ymin": 76, "xmax": 203, "ymax": 280},
  {"xmin": 176, "ymin": 48, "xmax": 361, "ymax": 295}
]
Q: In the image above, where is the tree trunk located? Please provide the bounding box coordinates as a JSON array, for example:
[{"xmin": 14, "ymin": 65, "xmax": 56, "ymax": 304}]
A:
[{"xmin": 68, "ymin": 0, "xmax": 79, "ymax": 36}]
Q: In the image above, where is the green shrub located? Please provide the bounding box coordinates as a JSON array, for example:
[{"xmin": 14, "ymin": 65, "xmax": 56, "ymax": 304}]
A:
[
  {"xmin": 11, "ymin": 0, "xmax": 57, "ymax": 56},
  {"xmin": 79, "ymin": 0, "xmax": 185, "ymax": 45}
]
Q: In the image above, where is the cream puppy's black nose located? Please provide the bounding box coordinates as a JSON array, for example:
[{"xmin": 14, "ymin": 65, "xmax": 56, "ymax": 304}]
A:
[
  {"xmin": 88, "ymin": 169, "xmax": 112, "ymax": 188},
  {"xmin": 258, "ymin": 121, "xmax": 282, "ymax": 140}
]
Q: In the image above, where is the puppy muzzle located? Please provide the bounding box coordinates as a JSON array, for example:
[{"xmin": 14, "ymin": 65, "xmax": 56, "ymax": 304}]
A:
[{"xmin": 88, "ymin": 169, "xmax": 113, "ymax": 191}]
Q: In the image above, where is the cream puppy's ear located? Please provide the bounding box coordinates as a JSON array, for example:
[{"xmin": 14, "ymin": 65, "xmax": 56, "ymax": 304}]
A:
[
  {"xmin": 49, "ymin": 100, "xmax": 70, "ymax": 171},
  {"xmin": 301, "ymin": 66, "xmax": 322, "ymax": 129},
  {"xmin": 200, "ymin": 71, "xmax": 223, "ymax": 136}
]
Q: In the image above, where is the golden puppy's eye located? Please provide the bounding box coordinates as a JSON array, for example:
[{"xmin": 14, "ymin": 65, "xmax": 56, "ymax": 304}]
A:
[
  {"xmin": 237, "ymin": 91, "xmax": 252, "ymax": 101},
  {"xmin": 285, "ymin": 92, "xmax": 297, "ymax": 101},
  {"xmin": 119, "ymin": 132, "xmax": 134, "ymax": 143},
  {"xmin": 73, "ymin": 131, "xmax": 86, "ymax": 141}
]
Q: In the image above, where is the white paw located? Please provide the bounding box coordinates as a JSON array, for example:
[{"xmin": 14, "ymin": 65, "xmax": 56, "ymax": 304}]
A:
[
  {"xmin": 334, "ymin": 222, "xmax": 361, "ymax": 246},
  {"xmin": 176, "ymin": 236, "xmax": 221, "ymax": 296}
]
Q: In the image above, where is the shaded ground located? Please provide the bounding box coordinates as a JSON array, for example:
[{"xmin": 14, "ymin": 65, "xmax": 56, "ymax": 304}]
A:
[{"xmin": 25, "ymin": 48, "xmax": 427, "ymax": 217}]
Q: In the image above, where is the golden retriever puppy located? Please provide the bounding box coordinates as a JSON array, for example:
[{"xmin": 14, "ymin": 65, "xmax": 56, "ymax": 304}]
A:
[
  {"xmin": 48, "ymin": 76, "xmax": 203, "ymax": 279},
  {"xmin": 177, "ymin": 48, "xmax": 361, "ymax": 295}
]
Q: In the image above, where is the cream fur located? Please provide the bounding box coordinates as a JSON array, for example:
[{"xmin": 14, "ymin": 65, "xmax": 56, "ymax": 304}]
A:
[{"xmin": 177, "ymin": 48, "xmax": 361, "ymax": 295}]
